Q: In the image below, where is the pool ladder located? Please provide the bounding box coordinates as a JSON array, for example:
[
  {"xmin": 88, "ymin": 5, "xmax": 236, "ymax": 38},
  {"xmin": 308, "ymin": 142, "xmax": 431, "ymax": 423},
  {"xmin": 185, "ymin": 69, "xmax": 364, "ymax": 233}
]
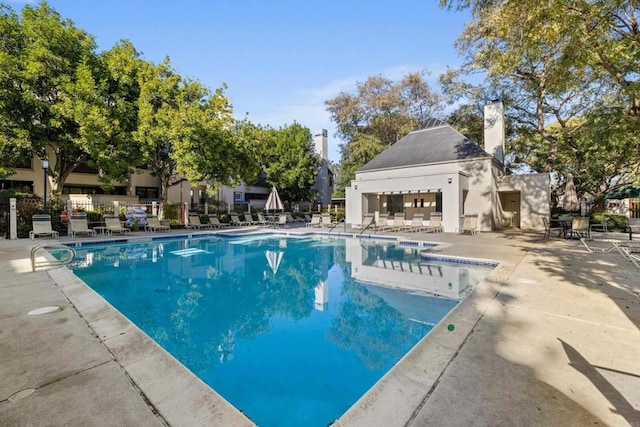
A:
[{"xmin": 31, "ymin": 244, "xmax": 76, "ymax": 272}]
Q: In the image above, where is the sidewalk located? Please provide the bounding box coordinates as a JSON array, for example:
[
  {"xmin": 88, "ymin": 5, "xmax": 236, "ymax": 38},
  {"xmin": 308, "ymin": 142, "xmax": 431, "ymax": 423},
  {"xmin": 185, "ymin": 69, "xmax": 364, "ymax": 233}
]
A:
[{"xmin": 1, "ymin": 230, "xmax": 639, "ymax": 426}]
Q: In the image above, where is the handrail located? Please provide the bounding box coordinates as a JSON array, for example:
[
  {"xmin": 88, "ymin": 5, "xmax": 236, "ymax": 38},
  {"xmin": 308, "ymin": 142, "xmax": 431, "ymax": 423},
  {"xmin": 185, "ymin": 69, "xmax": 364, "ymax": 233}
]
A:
[
  {"xmin": 31, "ymin": 244, "xmax": 76, "ymax": 272},
  {"xmin": 327, "ymin": 219, "xmax": 344, "ymax": 233},
  {"xmin": 359, "ymin": 217, "xmax": 376, "ymax": 236}
]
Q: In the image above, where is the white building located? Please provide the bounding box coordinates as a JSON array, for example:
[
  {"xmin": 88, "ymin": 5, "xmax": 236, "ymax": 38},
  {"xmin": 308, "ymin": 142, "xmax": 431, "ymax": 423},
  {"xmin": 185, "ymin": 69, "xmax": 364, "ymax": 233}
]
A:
[{"xmin": 345, "ymin": 101, "xmax": 551, "ymax": 232}]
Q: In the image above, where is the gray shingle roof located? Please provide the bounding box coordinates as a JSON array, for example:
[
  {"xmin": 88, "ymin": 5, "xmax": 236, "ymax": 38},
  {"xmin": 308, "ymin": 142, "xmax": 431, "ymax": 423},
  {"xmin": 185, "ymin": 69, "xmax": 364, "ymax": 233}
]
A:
[{"xmin": 358, "ymin": 123, "xmax": 491, "ymax": 172}]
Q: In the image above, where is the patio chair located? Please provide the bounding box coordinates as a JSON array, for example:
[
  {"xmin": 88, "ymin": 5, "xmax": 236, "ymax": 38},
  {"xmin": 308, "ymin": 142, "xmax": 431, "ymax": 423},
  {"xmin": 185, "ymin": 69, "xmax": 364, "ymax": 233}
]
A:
[
  {"xmin": 187, "ymin": 212, "xmax": 210, "ymax": 229},
  {"xmin": 541, "ymin": 216, "xmax": 562, "ymax": 239},
  {"xmin": 307, "ymin": 214, "xmax": 322, "ymax": 228},
  {"xmin": 207, "ymin": 214, "xmax": 230, "ymax": 229},
  {"xmin": 570, "ymin": 216, "xmax": 590, "ymax": 240},
  {"xmin": 557, "ymin": 215, "xmax": 573, "ymax": 239},
  {"xmin": 401, "ymin": 213, "xmax": 426, "ymax": 232},
  {"xmin": 104, "ymin": 214, "xmax": 130, "ymax": 235},
  {"xmin": 29, "ymin": 214, "xmax": 59, "ymax": 240},
  {"xmin": 456, "ymin": 214, "xmax": 479, "ymax": 235},
  {"xmin": 230, "ymin": 214, "xmax": 250, "ymax": 227},
  {"xmin": 426, "ymin": 212, "xmax": 444, "ymax": 233},
  {"xmin": 69, "ymin": 213, "xmax": 97, "ymax": 237},
  {"xmin": 145, "ymin": 215, "xmax": 170, "ymax": 232},
  {"xmin": 589, "ymin": 216, "xmax": 610, "ymax": 234}
]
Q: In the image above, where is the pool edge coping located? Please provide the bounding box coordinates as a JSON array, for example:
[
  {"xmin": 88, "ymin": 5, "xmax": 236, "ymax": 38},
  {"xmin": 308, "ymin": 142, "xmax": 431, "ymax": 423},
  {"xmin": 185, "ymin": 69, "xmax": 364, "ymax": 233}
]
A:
[{"xmin": 42, "ymin": 250, "xmax": 256, "ymax": 427}]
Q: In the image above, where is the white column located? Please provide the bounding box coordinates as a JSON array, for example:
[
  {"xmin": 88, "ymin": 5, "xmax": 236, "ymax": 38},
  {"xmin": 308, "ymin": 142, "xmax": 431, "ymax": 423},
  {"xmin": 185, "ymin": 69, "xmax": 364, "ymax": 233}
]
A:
[{"xmin": 9, "ymin": 198, "xmax": 17, "ymax": 240}]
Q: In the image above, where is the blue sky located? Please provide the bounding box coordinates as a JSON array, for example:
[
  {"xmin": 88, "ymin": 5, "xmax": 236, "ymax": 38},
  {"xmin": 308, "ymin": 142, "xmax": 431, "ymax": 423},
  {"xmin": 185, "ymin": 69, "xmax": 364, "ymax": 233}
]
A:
[{"xmin": 12, "ymin": 1, "xmax": 470, "ymax": 162}]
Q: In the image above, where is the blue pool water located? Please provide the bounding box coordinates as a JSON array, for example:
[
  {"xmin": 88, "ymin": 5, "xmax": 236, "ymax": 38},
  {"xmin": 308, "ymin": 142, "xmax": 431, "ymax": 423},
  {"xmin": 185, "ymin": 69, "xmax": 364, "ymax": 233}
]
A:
[{"xmin": 67, "ymin": 235, "xmax": 493, "ymax": 426}]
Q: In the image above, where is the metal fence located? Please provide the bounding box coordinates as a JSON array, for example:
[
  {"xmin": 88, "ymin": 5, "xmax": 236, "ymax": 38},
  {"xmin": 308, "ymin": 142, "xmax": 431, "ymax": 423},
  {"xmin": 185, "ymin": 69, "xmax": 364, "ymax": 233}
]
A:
[{"xmin": 0, "ymin": 198, "xmax": 192, "ymax": 239}]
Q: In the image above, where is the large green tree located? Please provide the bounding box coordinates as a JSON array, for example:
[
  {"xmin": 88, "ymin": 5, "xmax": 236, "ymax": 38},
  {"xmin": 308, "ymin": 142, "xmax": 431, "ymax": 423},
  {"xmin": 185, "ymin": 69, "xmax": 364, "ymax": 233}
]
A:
[
  {"xmin": 0, "ymin": 2, "xmax": 247, "ymax": 200},
  {"xmin": 237, "ymin": 120, "xmax": 319, "ymax": 204},
  {"xmin": 134, "ymin": 59, "xmax": 241, "ymax": 201},
  {"xmin": 0, "ymin": 2, "xmax": 100, "ymax": 191},
  {"xmin": 326, "ymin": 72, "xmax": 444, "ymax": 196},
  {"xmin": 439, "ymin": 0, "xmax": 640, "ymax": 208},
  {"xmin": 64, "ymin": 40, "xmax": 145, "ymax": 187}
]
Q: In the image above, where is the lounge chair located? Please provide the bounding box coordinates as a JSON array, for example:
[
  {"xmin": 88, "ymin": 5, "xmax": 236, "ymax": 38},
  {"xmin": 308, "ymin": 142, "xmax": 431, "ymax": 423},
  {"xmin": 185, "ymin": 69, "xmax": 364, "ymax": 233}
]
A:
[
  {"xmin": 207, "ymin": 214, "xmax": 230, "ymax": 229},
  {"xmin": 273, "ymin": 213, "xmax": 288, "ymax": 228},
  {"xmin": 401, "ymin": 213, "xmax": 426, "ymax": 232},
  {"xmin": 614, "ymin": 241, "xmax": 640, "ymax": 269},
  {"xmin": 456, "ymin": 214, "xmax": 479, "ymax": 235},
  {"xmin": 256, "ymin": 213, "xmax": 269, "ymax": 226},
  {"xmin": 230, "ymin": 214, "xmax": 250, "ymax": 227},
  {"xmin": 375, "ymin": 214, "xmax": 389, "ymax": 231},
  {"xmin": 320, "ymin": 214, "xmax": 333, "ymax": 228},
  {"xmin": 286, "ymin": 213, "xmax": 305, "ymax": 225},
  {"xmin": 104, "ymin": 214, "xmax": 130, "ymax": 235},
  {"xmin": 387, "ymin": 214, "xmax": 406, "ymax": 232},
  {"xmin": 187, "ymin": 212, "xmax": 210, "ymax": 229},
  {"xmin": 69, "ymin": 213, "xmax": 97, "ymax": 237},
  {"xmin": 29, "ymin": 214, "xmax": 59, "ymax": 240},
  {"xmin": 145, "ymin": 215, "xmax": 170, "ymax": 232},
  {"xmin": 426, "ymin": 212, "xmax": 444, "ymax": 233},
  {"xmin": 361, "ymin": 214, "xmax": 376, "ymax": 231},
  {"xmin": 244, "ymin": 213, "xmax": 262, "ymax": 226},
  {"xmin": 307, "ymin": 214, "xmax": 322, "ymax": 228}
]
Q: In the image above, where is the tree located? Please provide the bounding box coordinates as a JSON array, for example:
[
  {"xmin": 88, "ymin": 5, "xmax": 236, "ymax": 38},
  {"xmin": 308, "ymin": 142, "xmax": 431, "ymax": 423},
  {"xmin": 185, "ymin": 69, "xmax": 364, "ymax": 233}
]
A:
[
  {"xmin": 0, "ymin": 2, "xmax": 100, "ymax": 191},
  {"xmin": 439, "ymin": 0, "xmax": 640, "ymax": 208},
  {"xmin": 64, "ymin": 40, "xmax": 146, "ymax": 187},
  {"xmin": 134, "ymin": 60, "xmax": 241, "ymax": 201},
  {"xmin": 262, "ymin": 122, "xmax": 319, "ymax": 203},
  {"xmin": 234, "ymin": 120, "xmax": 319, "ymax": 203},
  {"xmin": 326, "ymin": 72, "xmax": 445, "ymax": 194}
]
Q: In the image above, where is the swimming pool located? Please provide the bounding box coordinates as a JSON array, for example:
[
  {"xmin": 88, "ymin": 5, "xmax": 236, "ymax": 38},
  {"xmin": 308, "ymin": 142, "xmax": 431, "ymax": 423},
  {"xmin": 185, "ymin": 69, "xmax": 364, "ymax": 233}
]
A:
[{"xmin": 67, "ymin": 234, "xmax": 493, "ymax": 426}]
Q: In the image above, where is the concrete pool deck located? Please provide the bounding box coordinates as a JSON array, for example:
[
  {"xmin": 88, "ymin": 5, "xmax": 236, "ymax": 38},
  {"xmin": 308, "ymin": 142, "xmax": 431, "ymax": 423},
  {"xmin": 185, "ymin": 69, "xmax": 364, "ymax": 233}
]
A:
[{"xmin": 1, "ymin": 228, "xmax": 639, "ymax": 426}]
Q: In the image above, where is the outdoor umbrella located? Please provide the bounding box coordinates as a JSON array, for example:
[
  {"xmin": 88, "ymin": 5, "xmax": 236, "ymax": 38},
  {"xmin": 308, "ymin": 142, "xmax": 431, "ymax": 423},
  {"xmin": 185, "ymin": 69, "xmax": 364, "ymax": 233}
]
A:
[
  {"xmin": 265, "ymin": 186, "xmax": 283, "ymax": 212},
  {"xmin": 562, "ymin": 173, "xmax": 579, "ymax": 212}
]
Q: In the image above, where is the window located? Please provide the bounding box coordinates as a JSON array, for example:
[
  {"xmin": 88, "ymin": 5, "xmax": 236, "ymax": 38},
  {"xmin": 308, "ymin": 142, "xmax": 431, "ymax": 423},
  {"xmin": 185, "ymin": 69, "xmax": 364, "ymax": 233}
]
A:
[
  {"xmin": 16, "ymin": 158, "xmax": 32, "ymax": 169},
  {"xmin": 0, "ymin": 180, "xmax": 33, "ymax": 191},
  {"xmin": 233, "ymin": 191, "xmax": 243, "ymax": 202},
  {"xmin": 135, "ymin": 186, "xmax": 160, "ymax": 200},
  {"xmin": 72, "ymin": 162, "xmax": 99, "ymax": 174}
]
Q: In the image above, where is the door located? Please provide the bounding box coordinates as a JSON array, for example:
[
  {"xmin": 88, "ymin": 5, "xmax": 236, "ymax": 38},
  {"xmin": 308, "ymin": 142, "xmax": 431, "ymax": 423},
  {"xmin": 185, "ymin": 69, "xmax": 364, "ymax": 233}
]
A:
[{"xmin": 499, "ymin": 192, "xmax": 521, "ymax": 228}]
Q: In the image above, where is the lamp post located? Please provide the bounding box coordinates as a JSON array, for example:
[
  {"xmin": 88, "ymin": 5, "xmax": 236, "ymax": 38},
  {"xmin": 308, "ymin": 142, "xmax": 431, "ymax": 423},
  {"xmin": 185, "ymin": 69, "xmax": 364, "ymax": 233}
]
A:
[{"xmin": 41, "ymin": 159, "xmax": 49, "ymax": 213}]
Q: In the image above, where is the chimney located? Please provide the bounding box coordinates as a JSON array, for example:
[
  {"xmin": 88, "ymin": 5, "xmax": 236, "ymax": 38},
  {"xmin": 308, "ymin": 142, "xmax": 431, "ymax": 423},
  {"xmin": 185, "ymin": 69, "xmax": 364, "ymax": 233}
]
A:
[
  {"xmin": 313, "ymin": 129, "xmax": 328, "ymax": 161},
  {"xmin": 483, "ymin": 100, "xmax": 505, "ymax": 165}
]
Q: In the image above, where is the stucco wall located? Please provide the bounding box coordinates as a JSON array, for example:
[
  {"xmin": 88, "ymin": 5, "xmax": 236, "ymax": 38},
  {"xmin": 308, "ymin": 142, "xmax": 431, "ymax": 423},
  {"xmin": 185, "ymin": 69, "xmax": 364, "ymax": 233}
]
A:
[
  {"xmin": 460, "ymin": 158, "xmax": 494, "ymax": 232},
  {"xmin": 498, "ymin": 173, "xmax": 550, "ymax": 231}
]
